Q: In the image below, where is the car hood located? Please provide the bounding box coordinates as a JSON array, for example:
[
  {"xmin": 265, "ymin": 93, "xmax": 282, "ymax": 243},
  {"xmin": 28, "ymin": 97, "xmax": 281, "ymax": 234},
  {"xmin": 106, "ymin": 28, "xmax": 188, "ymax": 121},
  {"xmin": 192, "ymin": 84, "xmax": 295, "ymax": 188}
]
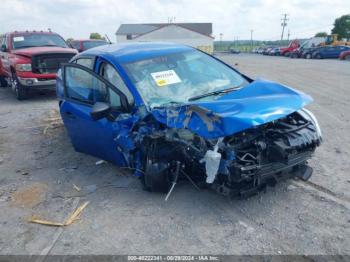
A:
[
  {"xmin": 12, "ymin": 46, "xmax": 77, "ymax": 57},
  {"xmin": 150, "ymin": 79, "xmax": 313, "ymax": 139}
]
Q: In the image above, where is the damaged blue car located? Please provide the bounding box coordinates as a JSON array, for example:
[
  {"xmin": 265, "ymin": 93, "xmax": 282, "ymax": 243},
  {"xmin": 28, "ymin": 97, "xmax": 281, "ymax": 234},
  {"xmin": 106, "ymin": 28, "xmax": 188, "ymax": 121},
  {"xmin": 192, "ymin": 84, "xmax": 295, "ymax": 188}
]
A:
[{"xmin": 56, "ymin": 43, "xmax": 322, "ymax": 198}]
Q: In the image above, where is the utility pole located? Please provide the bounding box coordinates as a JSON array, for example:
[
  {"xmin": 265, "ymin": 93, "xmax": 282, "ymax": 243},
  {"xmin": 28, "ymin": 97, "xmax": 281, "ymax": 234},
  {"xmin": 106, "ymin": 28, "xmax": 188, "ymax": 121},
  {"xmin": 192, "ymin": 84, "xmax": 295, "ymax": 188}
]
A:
[
  {"xmin": 250, "ymin": 29, "xmax": 254, "ymax": 49},
  {"xmin": 219, "ymin": 33, "xmax": 223, "ymax": 42},
  {"xmin": 287, "ymin": 29, "xmax": 290, "ymax": 41},
  {"xmin": 281, "ymin": 13, "xmax": 289, "ymax": 41}
]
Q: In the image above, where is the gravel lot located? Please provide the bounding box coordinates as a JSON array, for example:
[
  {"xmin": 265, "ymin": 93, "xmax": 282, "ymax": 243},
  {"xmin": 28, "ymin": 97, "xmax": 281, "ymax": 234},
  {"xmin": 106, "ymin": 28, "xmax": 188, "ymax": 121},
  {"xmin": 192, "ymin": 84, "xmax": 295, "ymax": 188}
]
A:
[{"xmin": 0, "ymin": 54, "xmax": 349, "ymax": 255}]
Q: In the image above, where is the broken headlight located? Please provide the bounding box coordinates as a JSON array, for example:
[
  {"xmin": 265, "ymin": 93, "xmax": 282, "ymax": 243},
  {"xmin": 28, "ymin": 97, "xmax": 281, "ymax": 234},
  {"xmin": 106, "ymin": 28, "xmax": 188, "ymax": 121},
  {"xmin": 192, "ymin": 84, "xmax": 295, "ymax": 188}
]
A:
[{"xmin": 298, "ymin": 108, "xmax": 322, "ymax": 139}]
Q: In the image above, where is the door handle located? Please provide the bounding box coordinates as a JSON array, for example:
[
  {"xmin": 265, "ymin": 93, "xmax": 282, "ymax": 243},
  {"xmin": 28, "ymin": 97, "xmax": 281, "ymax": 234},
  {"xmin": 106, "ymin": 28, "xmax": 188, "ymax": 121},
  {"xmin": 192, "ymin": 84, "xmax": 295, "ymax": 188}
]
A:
[{"xmin": 64, "ymin": 111, "xmax": 76, "ymax": 119}]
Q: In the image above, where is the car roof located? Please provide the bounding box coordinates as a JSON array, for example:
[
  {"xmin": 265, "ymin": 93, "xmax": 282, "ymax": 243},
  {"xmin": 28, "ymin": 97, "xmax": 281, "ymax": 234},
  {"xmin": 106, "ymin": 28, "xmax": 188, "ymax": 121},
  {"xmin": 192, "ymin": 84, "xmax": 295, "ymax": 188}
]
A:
[
  {"xmin": 7, "ymin": 31, "xmax": 58, "ymax": 36},
  {"xmin": 81, "ymin": 42, "xmax": 193, "ymax": 63}
]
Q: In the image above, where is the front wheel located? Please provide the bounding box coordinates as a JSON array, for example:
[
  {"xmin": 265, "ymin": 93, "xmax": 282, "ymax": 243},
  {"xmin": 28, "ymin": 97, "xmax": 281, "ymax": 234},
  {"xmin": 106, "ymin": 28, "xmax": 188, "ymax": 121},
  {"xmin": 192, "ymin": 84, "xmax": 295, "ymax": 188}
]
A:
[{"xmin": 11, "ymin": 72, "xmax": 28, "ymax": 100}]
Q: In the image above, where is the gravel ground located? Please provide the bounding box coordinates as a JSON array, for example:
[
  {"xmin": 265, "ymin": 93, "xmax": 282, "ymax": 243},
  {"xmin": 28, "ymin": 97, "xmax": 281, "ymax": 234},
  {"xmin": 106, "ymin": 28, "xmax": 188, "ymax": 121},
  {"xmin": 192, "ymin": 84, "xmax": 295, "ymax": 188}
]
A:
[{"xmin": 0, "ymin": 54, "xmax": 349, "ymax": 256}]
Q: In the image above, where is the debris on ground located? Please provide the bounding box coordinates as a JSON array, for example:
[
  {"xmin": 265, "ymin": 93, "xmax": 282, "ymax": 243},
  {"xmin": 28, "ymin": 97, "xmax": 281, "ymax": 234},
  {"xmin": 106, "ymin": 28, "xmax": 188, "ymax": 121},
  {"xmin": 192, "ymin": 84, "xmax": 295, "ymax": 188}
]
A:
[
  {"xmin": 73, "ymin": 184, "xmax": 81, "ymax": 192},
  {"xmin": 29, "ymin": 201, "xmax": 89, "ymax": 227},
  {"xmin": 95, "ymin": 160, "xmax": 106, "ymax": 165},
  {"xmin": 42, "ymin": 109, "xmax": 63, "ymax": 135},
  {"xmin": 59, "ymin": 166, "xmax": 78, "ymax": 172}
]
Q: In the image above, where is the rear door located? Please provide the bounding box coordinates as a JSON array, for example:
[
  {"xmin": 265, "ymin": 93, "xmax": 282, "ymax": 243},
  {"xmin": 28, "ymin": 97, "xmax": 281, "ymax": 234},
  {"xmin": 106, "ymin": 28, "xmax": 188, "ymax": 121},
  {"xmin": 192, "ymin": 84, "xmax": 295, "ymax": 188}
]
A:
[{"xmin": 59, "ymin": 61, "xmax": 132, "ymax": 166}]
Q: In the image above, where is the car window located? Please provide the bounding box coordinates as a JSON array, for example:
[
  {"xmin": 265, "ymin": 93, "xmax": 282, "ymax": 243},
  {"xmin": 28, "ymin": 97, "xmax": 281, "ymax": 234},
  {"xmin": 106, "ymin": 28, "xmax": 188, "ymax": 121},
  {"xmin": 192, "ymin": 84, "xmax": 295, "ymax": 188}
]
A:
[
  {"xmin": 70, "ymin": 41, "xmax": 80, "ymax": 50},
  {"xmin": 75, "ymin": 58, "xmax": 94, "ymax": 70},
  {"xmin": 99, "ymin": 62, "xmax": 134, "ymax": 105},
  {"xmin": 11, "ymin": 33, "xmax": 68, "ymax": 49},
  {"xmin": 65, "ymin": 66, "xmax": 108, "ymax": 105},
  {"xmin": 123, "ymin": 50, "xmax": 248, "ymax": 107},
  {"xmin": 1, "ymin": 35, "xmax": 7, "ymax": 49}
]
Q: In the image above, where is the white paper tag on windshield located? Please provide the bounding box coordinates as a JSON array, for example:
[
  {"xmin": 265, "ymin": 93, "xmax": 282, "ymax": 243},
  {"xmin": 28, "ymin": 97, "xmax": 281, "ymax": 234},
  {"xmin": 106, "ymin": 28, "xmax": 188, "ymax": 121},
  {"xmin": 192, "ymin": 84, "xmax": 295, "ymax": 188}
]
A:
[
  {"xmin": 13, "ymin": 36, "xmax": 24, "ymax": 42},
  {"xmin": 151, "ymin": 70, "xmax": 181, "ymax": 87}
]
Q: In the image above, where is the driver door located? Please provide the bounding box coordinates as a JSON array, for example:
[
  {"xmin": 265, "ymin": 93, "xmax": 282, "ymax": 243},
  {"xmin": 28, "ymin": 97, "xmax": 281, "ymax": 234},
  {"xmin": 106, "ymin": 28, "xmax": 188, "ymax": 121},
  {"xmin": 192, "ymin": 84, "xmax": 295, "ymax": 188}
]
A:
[{"xmin": 59, "ymin": 63, "xmax": 131, "ymax": 166}]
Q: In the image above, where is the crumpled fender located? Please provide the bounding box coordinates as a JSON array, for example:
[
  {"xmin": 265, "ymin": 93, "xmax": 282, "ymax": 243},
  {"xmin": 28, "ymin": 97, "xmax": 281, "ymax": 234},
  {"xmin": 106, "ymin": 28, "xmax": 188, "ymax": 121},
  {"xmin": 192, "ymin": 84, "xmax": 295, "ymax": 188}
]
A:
[{"xmin": 151, "ymin": 79, "xmax": 313, "ymax": 139}]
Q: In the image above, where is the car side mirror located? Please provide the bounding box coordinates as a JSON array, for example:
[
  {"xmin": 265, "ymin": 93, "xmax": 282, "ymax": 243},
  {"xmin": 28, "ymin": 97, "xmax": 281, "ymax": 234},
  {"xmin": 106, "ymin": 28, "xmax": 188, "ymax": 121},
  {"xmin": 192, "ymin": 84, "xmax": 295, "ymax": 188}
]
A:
[
  {"xmin": 90, "ymin": 102, "xmax": 111, "ymax": 121},
  {"xmin": 0, "ymin": 44, "xmax": 7, "ymax": 52}
]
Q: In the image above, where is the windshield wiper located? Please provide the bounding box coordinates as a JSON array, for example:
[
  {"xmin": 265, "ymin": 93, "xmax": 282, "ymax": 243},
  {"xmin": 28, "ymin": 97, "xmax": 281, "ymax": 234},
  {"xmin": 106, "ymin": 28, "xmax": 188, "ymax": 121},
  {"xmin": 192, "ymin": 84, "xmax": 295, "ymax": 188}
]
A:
[
  {"xmin": 39, "ymin": 44, "xmax": 62, "ymax": 47},
  {"xmin": 188, "ymin": 84, "xmax": 243, "ymax": 101},
  {"xmin": 15, "ymin": 45, "xmax": 37, "ymax": 49}
]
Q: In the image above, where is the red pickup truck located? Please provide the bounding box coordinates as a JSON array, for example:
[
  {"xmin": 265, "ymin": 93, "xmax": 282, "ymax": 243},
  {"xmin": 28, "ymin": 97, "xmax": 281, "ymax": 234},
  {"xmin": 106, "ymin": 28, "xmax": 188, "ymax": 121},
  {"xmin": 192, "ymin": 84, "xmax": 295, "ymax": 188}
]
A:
[
  {"xmin": 279, "ymin": 39, "xmax": 300, "ymax": 57},
  {"xmin": 0, "ymin": 31, "xmax": 77, "ymax": 100}
]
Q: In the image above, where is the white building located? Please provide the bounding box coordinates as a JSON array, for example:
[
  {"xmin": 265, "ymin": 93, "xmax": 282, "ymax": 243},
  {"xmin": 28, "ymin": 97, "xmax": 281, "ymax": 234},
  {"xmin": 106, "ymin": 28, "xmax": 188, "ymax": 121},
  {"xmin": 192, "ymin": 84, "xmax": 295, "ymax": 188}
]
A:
[{"xmin": 116, "ymin": 23, "xmax": 214, "ymax": 54}]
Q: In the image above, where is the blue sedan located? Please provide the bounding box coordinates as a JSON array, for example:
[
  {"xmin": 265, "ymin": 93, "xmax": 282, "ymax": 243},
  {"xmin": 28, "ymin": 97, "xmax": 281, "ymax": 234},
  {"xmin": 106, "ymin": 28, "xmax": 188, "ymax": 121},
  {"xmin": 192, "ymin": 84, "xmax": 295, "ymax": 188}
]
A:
[
  {"xmin": 56, "ymin": 43, "xmax": 322, "ymax": 198},
  {"xmin": 312, "ymin": 45, "xmax": 350, "ymax": 59}
]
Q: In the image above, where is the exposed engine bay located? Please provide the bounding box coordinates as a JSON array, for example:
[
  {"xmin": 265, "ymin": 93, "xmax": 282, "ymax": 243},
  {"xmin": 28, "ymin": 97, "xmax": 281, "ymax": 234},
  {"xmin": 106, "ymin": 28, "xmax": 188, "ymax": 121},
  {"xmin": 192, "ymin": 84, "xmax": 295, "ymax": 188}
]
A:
[{"xmin": 136, "ymin": 110, "xmax": 321, "ymax": 198}]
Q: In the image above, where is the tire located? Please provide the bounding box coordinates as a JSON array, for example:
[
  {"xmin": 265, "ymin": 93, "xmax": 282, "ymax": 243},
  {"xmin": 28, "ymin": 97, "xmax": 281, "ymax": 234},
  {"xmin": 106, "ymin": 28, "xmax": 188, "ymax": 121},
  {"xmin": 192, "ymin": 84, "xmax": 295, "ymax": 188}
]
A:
[
  {"xmin": 0, "ymin": 76, "xmax": 7, "ymax": 88},
  {"xmin": 314, "ymin": 53, "xmax": 322, "ymax": 59},
  {"xmin": 305, "ymin": 53, "xmax": 312, "ymax": 59},
  {"xmin": 11, "ymin": 72, "xmax": 28, "ymax": 100}
]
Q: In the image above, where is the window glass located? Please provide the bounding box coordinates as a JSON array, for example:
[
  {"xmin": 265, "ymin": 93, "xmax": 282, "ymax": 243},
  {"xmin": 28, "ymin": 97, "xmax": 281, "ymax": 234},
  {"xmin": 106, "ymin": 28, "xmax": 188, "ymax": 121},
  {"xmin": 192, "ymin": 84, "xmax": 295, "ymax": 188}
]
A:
[
  {"xmin": 109, "ymin": 89, "xmax": 121, "ymax": 108},
  {"xmin": 100, "ymin": 63, "xmax": 134, "ymax": 105},
  {"xmin": 70, "ymin": 41, "xmax": 80, "ymax": 50},
  {"xmin": 11, "ymin": 33, "xmax": 68, "ymax": 49},
  {"xmin": 65, "ymin": 66, "xmax": 108, "ymax": 104},
  {"xmin": 76, "ymin": 58, "xmax": 94, "ymax": 70},
  {"xmin": 82, "ymin": 41, "xmax": 108, "ymax": 50},
  {"xmin": 123, "ymin": 50, "xmax": 248, "ymax": 107}
]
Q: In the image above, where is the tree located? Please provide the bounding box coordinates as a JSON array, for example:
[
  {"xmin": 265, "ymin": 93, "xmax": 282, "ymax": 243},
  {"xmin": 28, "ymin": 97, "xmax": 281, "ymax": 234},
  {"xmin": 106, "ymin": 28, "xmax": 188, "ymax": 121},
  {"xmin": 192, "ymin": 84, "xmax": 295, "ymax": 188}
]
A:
[
  {"xmin": 89, "ymin": 33, "xmax": 105, "ymax": 40},
  {"xmin": 314, "ymin": 32, "xmax": 328, "ymax": 37},
  {"xmin": 331, "ymin": 14, "xmax": 350, "ymax": 40},
  {"xmin": 66, "ymin": 38, "xmax": 74, "ymax": 42}
]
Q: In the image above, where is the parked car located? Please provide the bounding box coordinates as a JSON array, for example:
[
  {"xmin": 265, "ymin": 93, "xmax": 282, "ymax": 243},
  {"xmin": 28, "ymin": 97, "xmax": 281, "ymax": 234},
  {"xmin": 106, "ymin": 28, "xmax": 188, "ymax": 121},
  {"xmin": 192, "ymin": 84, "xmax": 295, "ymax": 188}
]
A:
[
  {"xmin": 302, "ymin": 47, "xmax": 319, "ymax": 59},
  {"xmin": 69, "ymin": 39, "xmax": 109, "ymax": 52},
  {"xmin": 290, "ymin": 38, "xmax": 324, "ymax": 59},
  {"xmin": 312, "ymin": 45, "xmax": 350, "ymax": 59},
  {"xmin": 0, "ymin": 31, "xmax": 77, "ymax": 99},
  {"xmin": 57, "ymin": 43, "xmax": 322, "ymax": 198},
  {"xmin": 339, "ymin": 50, "xmax": 350, "ymax": 60},
  {"xmin": 262, "ymin": 47, "xmax": 274, "ymax": 55},
  {"xmin": 257, "ymin": 47, "xmax": 265, "ymax": 54},
  {"xmin": 269, "ymin": 47, "xmax": 280, "ymax": 56},
  {"xmin": 229, "ymin": 48, "xmax": 240, "ymax": 54},
  {"xmin": 280, "ymin": 39, "xmax": 300, "ymax": 57}
]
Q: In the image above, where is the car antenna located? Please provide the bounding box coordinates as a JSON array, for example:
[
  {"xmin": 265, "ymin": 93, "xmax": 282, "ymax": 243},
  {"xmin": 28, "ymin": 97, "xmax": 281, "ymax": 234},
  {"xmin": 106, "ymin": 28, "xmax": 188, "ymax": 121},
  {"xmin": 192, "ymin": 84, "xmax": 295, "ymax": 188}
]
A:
[{"xmin": 105, "ymin": 34, "xmax": 112, "ymax": 44}]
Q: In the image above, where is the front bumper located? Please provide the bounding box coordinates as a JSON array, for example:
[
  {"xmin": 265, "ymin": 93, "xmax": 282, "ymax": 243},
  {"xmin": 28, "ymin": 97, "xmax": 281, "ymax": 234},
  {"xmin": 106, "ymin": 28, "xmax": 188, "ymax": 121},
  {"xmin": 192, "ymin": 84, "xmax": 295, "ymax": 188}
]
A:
[{"xmin": 17, "ymin": 77, "xmax": 56, "ymax": 89}]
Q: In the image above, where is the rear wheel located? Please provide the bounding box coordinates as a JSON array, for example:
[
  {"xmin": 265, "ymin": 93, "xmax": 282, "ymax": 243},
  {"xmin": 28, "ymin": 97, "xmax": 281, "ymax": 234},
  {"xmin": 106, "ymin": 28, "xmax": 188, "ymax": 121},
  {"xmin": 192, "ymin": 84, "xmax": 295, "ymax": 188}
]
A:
[
  {"xmin": 0, "ymin": 76, "xmax": 7, "ymax": 88},
  {"xmin": 11, "ymin": 72, "xmax": 28, "ymax": 100}
]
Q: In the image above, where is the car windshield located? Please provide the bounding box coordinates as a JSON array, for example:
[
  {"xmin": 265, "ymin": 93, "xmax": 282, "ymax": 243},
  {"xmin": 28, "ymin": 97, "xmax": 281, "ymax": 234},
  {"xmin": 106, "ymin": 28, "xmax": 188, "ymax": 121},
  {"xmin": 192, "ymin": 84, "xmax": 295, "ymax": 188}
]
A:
[
  {"xmin": 123, "ymin": 50, "xmax": 248, "ymax": 107},
  {"xmin": 12, "ymin": 34, "xmax": 68, "ymax": 49},
  {"xmin": 83, "ymin": 41, "xmax": 108, "ymax": 50}
]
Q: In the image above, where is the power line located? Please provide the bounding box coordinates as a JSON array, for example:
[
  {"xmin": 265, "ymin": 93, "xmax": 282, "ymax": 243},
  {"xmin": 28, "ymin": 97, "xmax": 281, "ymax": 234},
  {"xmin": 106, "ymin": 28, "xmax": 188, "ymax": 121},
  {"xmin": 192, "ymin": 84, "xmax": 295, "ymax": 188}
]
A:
[{"xmin": 281, "ymin": 13, "xmax": 289, "ymax": 41}]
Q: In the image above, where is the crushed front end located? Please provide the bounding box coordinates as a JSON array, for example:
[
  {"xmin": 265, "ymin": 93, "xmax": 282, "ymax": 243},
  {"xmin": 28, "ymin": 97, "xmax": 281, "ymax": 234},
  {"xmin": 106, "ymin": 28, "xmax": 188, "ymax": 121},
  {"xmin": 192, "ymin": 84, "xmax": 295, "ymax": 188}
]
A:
[{"xmin": 139, "ymin": 108, "xmax": 321, "ymax": 198}]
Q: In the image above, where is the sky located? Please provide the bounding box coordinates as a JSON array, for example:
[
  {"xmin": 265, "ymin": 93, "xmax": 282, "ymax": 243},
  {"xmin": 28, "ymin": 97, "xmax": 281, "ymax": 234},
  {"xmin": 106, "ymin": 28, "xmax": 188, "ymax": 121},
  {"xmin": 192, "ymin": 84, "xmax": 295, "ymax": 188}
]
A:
[{"xmin": 0, "ymin": 0, "xmax": 348, "ymax": 41}]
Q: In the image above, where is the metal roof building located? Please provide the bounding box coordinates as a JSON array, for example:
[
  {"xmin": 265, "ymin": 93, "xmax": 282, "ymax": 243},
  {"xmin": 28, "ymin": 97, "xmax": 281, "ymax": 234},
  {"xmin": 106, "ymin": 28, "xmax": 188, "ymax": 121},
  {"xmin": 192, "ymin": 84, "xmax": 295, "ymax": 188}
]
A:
[{"xmin": 115, "ymin": 23, "xmax": 214, "ymax": 54}]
